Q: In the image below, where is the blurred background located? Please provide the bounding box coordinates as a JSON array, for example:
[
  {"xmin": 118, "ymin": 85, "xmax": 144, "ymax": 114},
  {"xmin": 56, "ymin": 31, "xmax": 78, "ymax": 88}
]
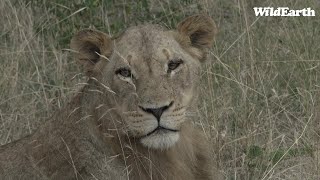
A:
[{"xmin": 0, "ymin": 0, "xmax": 319, "ymax": 179}]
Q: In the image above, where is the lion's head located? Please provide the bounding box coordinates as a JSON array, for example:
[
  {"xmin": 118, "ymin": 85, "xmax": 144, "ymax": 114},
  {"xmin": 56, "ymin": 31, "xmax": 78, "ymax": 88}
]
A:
[{"xmin": 71, "ymin": 15, "xmax": 217, "ymax": 150}]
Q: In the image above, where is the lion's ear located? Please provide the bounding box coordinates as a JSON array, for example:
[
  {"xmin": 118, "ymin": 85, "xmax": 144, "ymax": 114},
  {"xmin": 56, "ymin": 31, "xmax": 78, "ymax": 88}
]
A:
[
  {"xmin": 70, "ymin": 29, "xmax": 113, "ymax": 76},
  {"xmin": 176, "ymin": 14, "xmax": 217, "ymax": 61}
]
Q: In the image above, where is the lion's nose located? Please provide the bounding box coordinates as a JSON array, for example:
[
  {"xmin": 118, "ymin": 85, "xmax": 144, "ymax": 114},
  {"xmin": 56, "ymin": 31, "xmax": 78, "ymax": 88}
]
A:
[{"xmin": 139, "ymin": 101, "xmax": 173, "ymax": 121}]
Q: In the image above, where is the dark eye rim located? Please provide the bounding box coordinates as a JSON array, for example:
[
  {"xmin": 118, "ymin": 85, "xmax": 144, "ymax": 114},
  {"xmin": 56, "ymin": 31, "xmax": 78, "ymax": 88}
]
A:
[
  {"xmin": 168, "ymin": 59, "xmax": 184, "ymax": 72},
  {"xmin": 115, "ymin": 68, "xmax": 132, "ymax": 78}
]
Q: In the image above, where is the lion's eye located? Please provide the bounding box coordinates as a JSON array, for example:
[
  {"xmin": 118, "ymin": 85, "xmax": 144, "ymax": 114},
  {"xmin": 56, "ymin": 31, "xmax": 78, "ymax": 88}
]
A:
[
  {"xmin": 168, "ymin": 59, "xmax": 183, "ymax": 72},
  {"xmin": 115, "ymin": 68, "xmax": 132, "ymax": 78}
]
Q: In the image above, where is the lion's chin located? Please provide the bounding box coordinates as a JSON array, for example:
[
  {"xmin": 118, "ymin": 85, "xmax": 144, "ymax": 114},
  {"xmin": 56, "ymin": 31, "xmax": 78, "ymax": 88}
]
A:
[{"xmin": 140, "ymin": 130, "xmax": 180, "ymax": 150}]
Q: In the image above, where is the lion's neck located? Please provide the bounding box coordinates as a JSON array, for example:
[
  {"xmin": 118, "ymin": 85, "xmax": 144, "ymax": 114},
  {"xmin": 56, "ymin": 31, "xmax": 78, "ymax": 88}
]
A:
[
  {"xmin": 104, "ymin": 123, "xmax": 200, "ymax": 180},
  {"xmin": 25, "ymin": 83, "xmax": 112, "ymax": 177}
]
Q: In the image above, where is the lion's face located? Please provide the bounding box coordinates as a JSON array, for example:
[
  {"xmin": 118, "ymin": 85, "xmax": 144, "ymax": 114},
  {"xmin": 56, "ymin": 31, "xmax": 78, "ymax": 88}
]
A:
[
  {"xmin": 71, "ymin": 15, "xmax": 217, "ymax": 150},
  {"xmin": 104, "ymin": 26, "xmax": 200, "ymax": 149}
]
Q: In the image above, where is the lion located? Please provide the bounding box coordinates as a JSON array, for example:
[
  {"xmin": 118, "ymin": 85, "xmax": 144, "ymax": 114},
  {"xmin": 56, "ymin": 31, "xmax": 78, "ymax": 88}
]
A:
[{"xmin": 0, "ymin": 14, "xmax": 219, "ymax": 180}]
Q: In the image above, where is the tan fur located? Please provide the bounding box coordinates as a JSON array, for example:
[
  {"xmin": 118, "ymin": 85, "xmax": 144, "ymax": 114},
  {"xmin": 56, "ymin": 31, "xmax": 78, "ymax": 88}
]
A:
[{"xmin": 0, "ymin": 14, "xmax": 220, "ymax": 179}]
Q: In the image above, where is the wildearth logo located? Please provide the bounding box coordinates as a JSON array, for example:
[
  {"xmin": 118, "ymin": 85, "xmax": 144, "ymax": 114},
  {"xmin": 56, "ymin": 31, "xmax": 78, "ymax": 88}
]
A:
[{"xmin": 253, "ymin": 7, "xmax": 315, "ymax": 16}]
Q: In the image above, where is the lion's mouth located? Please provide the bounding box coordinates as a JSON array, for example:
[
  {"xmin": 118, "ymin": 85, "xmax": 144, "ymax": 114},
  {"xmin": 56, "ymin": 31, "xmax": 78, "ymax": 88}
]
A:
[{"xmin": 144, "ymin": 126, "xmax": 178, "ymax": 137}]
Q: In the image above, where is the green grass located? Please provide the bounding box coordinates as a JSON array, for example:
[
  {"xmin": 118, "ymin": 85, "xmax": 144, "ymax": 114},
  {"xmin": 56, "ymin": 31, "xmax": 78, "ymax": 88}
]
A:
[{"xmin": 1, "ymin": 0, "xmax": 319, "ymax": 179}]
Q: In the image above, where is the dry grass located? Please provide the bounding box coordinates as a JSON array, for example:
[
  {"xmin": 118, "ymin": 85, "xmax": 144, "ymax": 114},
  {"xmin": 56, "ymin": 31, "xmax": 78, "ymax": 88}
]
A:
[{"xmin": 0, "ymin": 0, "xmax": 320, "ymax": 179}]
